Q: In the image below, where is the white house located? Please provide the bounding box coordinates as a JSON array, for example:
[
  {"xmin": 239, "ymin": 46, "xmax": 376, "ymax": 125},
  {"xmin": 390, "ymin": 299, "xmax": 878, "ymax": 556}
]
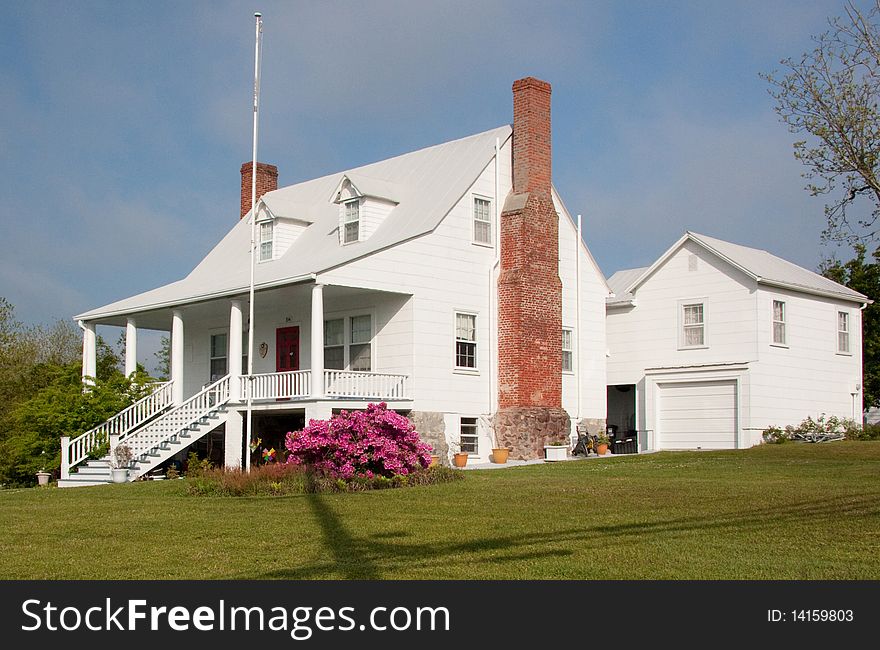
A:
[
  {"xmin": 60, "ymin": 77, "xmax": 610, "ymax": 486},
  {"xmin": 605, "ymin": 231, "xmax": 868, "ymax": 452}
]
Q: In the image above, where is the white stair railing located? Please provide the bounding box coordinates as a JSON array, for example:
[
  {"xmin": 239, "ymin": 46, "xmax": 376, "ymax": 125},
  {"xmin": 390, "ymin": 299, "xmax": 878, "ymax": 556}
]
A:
[
  {"xmin": 242, "ymin": 370, "xmax": 311, "ymax": 400},
  {"xmin": 61, "ymin": 381, "xmax": 173, "ymax": 478},
  {"xmin": 323, "ymin": 370, "xmax": 410, "ymax": 399},
  {"xmin": 122, "ymin": 375, "xmax": 231, "ymax": 476}
]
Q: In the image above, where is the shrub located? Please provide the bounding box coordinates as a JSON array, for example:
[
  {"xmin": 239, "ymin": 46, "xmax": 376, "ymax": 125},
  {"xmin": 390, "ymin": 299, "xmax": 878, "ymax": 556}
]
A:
[
  {"xmin": 185, "ymin": 464, "xmax": 460, "ymax": 497},
  {"xmin": 763, "ymin": 414, "xmax": 862, "ymax": 443},
  {"xmin": 847, "ymin": 422, "xmax": 880, "ymax": 440},
  {"xmin": 285, "ymin": 402, "xmax": 432, "ymax": 480},
  {"xmin": 304, "ymin": 465, "xmax": 461, "ymax": 493},
  {"xmin": 185, "ymin": 452, "xmax": 213, "ymax": 478},
  {"xmin": 186, "ymin": 463, "xmax": 308, "ymax": 496}
]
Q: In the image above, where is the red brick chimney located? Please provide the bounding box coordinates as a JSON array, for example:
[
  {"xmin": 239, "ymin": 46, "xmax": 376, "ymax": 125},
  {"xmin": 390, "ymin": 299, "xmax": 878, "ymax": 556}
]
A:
[
  {"xmin": 240, "ymin": 162, "xmax": 278, "ymax": 219},
  {"xmin": 494, "ymin": 76, "xmax": 569, "ymax": 459}
]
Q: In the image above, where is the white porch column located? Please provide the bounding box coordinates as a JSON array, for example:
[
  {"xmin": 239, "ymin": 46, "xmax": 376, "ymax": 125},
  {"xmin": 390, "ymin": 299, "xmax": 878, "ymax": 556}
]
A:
[
  {"xmin": 171, "ymin": 310, "xmax": 184, "ymax": 405},
  {"xmin": 223, "ymin": 411, "xmax": 243, "ymax": 469},
  {"xmin": 229, "ymin": 300, "xmax": 243, "ymax": 402},
  {"xmin": 80, "ymin": 321, "xmax": 96, "ymax": 386},
  {"xmin": 124, "ymin": 317, "xmax": 138, "ymax": 377},
  {"xmin": 310, "ymin": 283, "xmax": 325, "ymax": 400}
]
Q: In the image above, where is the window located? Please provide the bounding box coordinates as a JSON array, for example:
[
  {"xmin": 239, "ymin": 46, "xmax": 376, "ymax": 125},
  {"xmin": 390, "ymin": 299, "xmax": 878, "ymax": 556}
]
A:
[
  {"xmin": 460, "ymin": 417, "xmax": 478, "ymax": 454},
  {"xmin": 241, "ymin": 332, "xmax": 249, "ymax": 374},
  {"xmin": 838, "ymin": 311, "xmax": 851, "ymax": 354},
  {"xmin": 772, "ymin": 300, "xmax": 786, "ymax": 345},
  {"xmin": 562, "ymin": 328, "xmax": 573, "ymax": 372},
  {"xmin": 209, "ymin": 333, "xmax": 228, "ymax": 382},
  {"xmin": 259, "ymin": 221, "xmax": 273, "ymax": 261},
  {"xmin": 349, "ymin": 315, "xmax": 372, "ymax": 371},
  {"xmin": 455, "ymin": 312, "xmax": 477, "ymax": 368},
  {"xmin": 324, "ymin": 318, "xmax": 345, "ymax": 370},
  {"xmin": 681, "ymin": 303, "xmax": 705, "ymax": 347},
  {"xmin": 473, "ymin": 197, "xmax": 492, "ymax": 245},
  {"xmin": 343, "ymin": 200, "xmax": 359, "ymax": 244}
]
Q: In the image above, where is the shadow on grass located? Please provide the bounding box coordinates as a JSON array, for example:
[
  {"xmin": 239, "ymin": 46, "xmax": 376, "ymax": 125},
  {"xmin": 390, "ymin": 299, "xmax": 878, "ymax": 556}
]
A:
[{"xmin": 252, "ymin": 490, "xmax": 880, "ymax": 579}]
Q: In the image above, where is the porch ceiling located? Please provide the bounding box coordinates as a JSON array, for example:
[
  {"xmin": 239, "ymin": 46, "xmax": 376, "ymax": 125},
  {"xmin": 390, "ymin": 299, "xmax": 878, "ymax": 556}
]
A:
[{"xmin": 80, "ymin": 282, "xmax": 411, "ymax": 330}]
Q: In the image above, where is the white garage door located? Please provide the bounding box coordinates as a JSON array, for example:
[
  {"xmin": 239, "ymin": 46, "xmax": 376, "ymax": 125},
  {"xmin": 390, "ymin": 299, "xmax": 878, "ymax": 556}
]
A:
[{"xmin": 657, "ymin": 380, "xmax": 737, "ymax": 449}]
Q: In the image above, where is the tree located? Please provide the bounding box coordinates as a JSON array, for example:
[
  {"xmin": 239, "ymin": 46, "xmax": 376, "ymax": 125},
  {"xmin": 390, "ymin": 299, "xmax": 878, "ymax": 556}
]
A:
[
  {"xmin": 821, "ymin": 244, "xmax": 880, "ymax": 408},
  {"xmin": 154, "ymin": 335, "xmax": 170, "ymax": 381},
  {"xmin": 764, "ymin": 1, "xmax": 880, "ymax": 245}
]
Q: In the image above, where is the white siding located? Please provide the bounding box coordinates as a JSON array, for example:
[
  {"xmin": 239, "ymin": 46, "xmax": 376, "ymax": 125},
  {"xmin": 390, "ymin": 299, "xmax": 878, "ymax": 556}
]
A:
[
  {"xmin": 556, "ymin": 197, "xmax": 607, "ymax": 424},
  {"xmin": 274, "ymin": 218, "xmax": 308, "ymax": 258},
  {"xmin": 749, "ymin": 286, "xmax": 863, "ymax": 443},
  {"xmin": 360, "ymin": 197, "xmax": 397, "ymax": 241},
  {"xmin": 320, "ymin": 140, "xmax": 510, "ymax": 418},
  {"xmin": 607, "ymin": 240, "xmax": 758, "ymax": 388}
]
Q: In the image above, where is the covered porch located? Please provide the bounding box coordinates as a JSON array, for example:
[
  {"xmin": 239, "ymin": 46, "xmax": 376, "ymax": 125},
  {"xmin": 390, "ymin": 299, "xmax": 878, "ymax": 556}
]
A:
[{"xmin": 79, "ymin": 280, "xmax": 414, "ymax": 405}]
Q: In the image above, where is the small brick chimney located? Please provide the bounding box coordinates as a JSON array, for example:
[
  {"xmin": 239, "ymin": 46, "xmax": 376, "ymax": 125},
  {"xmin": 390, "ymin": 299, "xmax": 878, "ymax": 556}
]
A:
[
  {"xmin": 240, "ymin": 161, "xmax": 278, "ymax": 219},
  {"xmin": 494, "ymin": 76, "xmax": 570, "ymax": 460}
]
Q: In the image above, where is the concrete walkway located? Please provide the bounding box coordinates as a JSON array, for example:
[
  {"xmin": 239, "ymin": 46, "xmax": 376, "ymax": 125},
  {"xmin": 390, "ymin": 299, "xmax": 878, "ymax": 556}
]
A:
[{"xmin": 459, "ymin": 451, "xmax": 650, "ymax": 470}]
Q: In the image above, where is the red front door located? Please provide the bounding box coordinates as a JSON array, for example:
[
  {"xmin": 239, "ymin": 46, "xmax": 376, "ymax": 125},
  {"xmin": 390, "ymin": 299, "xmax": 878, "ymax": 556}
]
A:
[{"xmin": 276, "ymin": 327, "xmax": 300, "ymax": 373}]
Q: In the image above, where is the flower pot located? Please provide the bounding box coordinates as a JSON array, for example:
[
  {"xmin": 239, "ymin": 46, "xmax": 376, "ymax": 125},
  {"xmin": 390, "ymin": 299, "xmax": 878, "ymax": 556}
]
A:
[
  {"xmin": 597, "ymin": 443, "xmax": 609, "ymax": 456},
  {"xmin": 111, "ymin": 468, "xmax": 129, "ymax": 484},
  {"xmin": 35, "ymin": 471, "xmax": 51, "ymax": 487},
  {"xmin": 452, "ymin": 452, "xmax": 468, "ymax": 468},
  {"xmin": 429, "ymin": 455, "xmax": 441, "ymax": 467},
  {"xmin": 491, "ymin": 448, "xmax": 509, "ymax": 464},
  {"xmin": 544, "ymin": 445, "xmax": 568, "ymax": 462}
]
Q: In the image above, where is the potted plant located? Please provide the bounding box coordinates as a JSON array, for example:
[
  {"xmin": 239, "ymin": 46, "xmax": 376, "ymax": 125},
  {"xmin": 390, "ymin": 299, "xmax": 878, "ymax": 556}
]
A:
[
  {"xmin": 491, "ymin": 447, "xmax": 510, "ymax": 464},
  {"xmin": 449, "ymin": 441, "xmax": 468, "ymax": 468},
  {"xmin": 35, "ymin": 469, "xmax": 51, "ymax": 486},
  {"xmin": 596, "ymin": 434, "xmax": 610, "ymax": 456},
  {"xmin": 544, "ymin": 438, "xmax": 569, "ymax": 462},
  {"xmin": 111, "ymin": 444, "xmax": 133, "ymax": 483}
]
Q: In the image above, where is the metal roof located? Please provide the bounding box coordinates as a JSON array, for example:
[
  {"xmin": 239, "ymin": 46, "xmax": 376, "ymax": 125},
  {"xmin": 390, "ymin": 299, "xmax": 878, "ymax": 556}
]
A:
[
  {"xmin": 76, "ymin": 125, "xmax": 512, "ymax": 321},
  {"xmin": 624, "ymin": 231, "xmax": 868, "ymax": 304}
]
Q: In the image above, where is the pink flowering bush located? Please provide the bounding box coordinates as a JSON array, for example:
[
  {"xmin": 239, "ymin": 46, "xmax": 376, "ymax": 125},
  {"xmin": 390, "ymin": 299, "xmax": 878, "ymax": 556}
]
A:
[{"xmin": 285, "ymin": 402, "xmax": 433, "ymax": 480}]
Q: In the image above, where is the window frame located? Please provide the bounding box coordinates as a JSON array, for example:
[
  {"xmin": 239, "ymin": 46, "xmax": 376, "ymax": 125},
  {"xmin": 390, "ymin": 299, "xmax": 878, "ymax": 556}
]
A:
[
  {"xmin": 460, "ymin": 416, "xmax": 479, "ymax": 454},
  {"xmin": 342, "ymin": 199, "xmax": 360, "ymax": 245},
  {"xmin": 209, "ymin": 331, "xmax": 229, "ymax": 382},
  {"xmin": 562, "ymin": 327, "xmax": 574, "ymax": 373},
  {"xmin": 678, "ymin": 299, "xmax": 708, "ymax": 350},
  {"xmin": 472, "ymin": 195, "xmax": 493, "ymax": 247},
  {"xmin": 771, "ymin": 299, "xmax": 787, "ymax": 347},
  {"xmin": 258, "ymin": 219, "xmax": 274, "ymax": 262},
  {"xmin": 322, "ymin": 310, "xmax": 375, "ymax": 371},
  {"xmin": 454, "ymin": 311, "xmax": 478, "ymax": 372},
  {"xmin": 837, "ymin": 310, "xmax": 852, "ymax": 355}
]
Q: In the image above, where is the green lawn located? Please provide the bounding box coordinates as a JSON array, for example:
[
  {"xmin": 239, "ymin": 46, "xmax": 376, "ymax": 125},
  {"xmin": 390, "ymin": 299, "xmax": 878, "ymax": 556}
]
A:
[{"xmin": 2, "ymin": 442, "xmax": 879, "ymax": 579}]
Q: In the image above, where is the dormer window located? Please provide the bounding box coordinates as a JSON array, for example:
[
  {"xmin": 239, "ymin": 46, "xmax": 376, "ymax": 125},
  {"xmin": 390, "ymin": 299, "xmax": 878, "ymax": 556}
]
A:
[
  {"xmin": 259, "ymin": 220, "xmax": 274, "ymax": 261},
  {"xmin": 343, "ymin": 199, "xmax": 360, "ymax": 244}
]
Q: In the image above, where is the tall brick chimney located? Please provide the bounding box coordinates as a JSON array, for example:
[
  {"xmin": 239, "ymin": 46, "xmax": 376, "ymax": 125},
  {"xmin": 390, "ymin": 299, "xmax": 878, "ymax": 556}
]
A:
[
  {"xmin": 494, "ymin": 77, "xmax": 570, "ymax": 459},
  {"xmin": 240, "ymin": 162, "xmax": 278, "ymax": 219}
]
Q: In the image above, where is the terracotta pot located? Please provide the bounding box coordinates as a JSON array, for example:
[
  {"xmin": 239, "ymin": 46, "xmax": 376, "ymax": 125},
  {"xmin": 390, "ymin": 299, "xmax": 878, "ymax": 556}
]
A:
[
  {"xmin": 452, "ymin": 452, "xmax": 468, "ymax": 468},
  {"xmin": 597, "ymin": 443, "xmax": 609, "ymax": 456},
  {"xmin": 429, "ymin": 455, "xmax": 441, "ymax": 467},
  {"xmin": 491, "ymin": 448, "xmax": 509, "ymax": 464}
]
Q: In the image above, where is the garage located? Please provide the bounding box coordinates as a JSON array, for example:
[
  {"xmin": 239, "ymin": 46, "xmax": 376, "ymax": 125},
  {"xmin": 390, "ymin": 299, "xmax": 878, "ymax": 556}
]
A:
[{"xmin": 656, "ymin": 380, "xmax": 737, "ymax": 449}]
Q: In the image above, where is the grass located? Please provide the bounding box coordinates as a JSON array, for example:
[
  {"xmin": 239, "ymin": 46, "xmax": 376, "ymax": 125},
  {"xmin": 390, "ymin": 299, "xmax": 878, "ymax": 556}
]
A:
[{"xmin": 1, "ymin": 442, "xmax": 879, "ymax": 579}]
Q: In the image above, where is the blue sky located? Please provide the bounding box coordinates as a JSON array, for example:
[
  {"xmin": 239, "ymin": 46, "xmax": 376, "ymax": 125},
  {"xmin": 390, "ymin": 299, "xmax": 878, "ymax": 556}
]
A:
[{"xmin": 0, "ymin": 0, "xmax": 870, "ymax": 366}]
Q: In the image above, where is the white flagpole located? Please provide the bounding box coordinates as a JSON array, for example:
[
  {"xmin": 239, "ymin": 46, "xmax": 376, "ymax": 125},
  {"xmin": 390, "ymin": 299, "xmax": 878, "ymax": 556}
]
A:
[{"xmin": 246, "ymin": 12, "xmax": 263, "ymax": 472}]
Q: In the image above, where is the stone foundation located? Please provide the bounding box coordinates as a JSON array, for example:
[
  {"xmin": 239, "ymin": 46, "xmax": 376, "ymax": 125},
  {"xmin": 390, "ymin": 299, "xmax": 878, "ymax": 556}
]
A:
[
  {"xmin": 493, "ymin": 406, "xmax": 571, "ymax": 460},
  {"xmin": 407, "ymin": 411, "xmax": 448, "ymax": 464},
  {"xmin": 576, "ymin": 418, "xmax": 606, "ymax": 436}
]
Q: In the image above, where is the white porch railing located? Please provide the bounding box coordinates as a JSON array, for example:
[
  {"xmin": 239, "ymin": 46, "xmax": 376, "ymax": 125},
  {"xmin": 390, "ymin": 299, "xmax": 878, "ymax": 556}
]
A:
[
  {"xmin": 238, "ymin": 370, "xmax": 411, "ymax": 401},
  {"xmin": 241, "ymin": 370, "xmax": 311, "ymax": 400},
  {"xmin": 323, "ymin": 370, "xmax": 410, "ymax": 399},
  {"xmin": 124, "ymin": 375, "xmax": 231, "ymax": 470},
  {"xmin": 61, "ymin": 381, "xmax": 173, "ymax": 478}
]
